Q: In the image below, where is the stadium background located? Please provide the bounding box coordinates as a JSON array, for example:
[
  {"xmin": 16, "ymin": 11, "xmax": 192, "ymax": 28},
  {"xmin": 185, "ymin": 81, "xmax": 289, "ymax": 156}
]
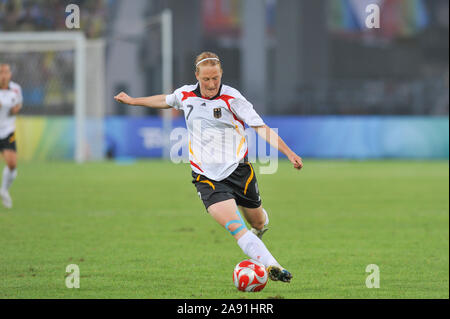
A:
[
  {"xmin": 0, "ymin": 0, "xmax": 448, "ymax": 300},
  {"xmin": 0, "ymin": 0, "xmax": 448, "ymax": 160}
]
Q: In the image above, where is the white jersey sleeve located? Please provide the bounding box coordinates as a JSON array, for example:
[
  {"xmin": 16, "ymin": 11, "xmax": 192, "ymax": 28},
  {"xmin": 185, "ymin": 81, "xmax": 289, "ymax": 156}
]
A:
[
  {"xmin": 229, "ymin": 90, "xmax": 265, "ymax": 127},
  {"xmin": 165, "ymin": 85, "xmax": 192, "ymax": 111}
]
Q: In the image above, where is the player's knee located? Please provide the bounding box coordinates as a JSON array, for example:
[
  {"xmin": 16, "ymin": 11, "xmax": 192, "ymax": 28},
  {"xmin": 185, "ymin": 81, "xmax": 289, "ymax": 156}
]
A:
[{"xmin": 252, "ymin": 220, "xmax": 265, "ymax": 230}]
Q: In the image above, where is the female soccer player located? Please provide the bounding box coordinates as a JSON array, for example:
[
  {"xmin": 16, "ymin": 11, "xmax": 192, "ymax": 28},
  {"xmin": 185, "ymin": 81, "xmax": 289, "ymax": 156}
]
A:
[
  {"xmin": 114, "ymin": 52, "xmax": 303, "ymax": 283},
  {"xmin": 0, "ymin": 63, "xmax": 22, "ymax": 209}
]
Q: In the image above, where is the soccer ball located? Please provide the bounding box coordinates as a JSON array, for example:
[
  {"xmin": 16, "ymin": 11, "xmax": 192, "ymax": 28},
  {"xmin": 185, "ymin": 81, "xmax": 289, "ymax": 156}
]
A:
[{"xmin": 233, "ymin": 259, "xmax": 268, "ymax": 292}]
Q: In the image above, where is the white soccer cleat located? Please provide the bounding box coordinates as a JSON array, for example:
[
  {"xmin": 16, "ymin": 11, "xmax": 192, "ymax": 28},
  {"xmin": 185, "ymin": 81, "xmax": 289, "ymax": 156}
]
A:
[{"xmin": 0, "ymin": 189, "xmax": 12, "ymax": 209}]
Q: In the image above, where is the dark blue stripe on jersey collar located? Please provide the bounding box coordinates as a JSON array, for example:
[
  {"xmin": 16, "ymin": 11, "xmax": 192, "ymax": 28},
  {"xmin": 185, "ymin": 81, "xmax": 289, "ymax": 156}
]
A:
[{"xmin": 193, "ymin": 83, "xmax": 222, "ymax": 100}]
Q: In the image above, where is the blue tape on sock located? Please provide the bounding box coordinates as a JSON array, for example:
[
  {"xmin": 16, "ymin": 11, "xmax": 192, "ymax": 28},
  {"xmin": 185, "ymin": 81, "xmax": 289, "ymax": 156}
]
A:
[{"xmin": 225, "ymin": 210, "xmax": 247, "ymax": 236}]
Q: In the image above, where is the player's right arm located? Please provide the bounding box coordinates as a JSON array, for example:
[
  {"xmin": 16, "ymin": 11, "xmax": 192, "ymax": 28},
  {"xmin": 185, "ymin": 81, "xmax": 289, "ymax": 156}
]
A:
[{"xmin": 114, "ymin": 92, "xmax": 171, "ymax": 109}]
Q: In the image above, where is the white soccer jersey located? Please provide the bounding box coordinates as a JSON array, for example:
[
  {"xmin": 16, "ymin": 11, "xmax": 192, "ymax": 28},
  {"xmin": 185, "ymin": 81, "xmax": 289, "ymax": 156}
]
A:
[
  {"xmin": 166, "ymin": 83, "xmax": 265, "ymax": 181},
  {"xmin": 0, "ymin": 81, "xmax": 22, "ymax": 139}
]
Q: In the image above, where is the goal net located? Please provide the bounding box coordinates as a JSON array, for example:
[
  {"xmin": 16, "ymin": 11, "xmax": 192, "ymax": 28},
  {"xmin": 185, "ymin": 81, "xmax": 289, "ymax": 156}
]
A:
[{"xmin": 0, "ymin": 31, "xmax": 104, "ymax": 162}]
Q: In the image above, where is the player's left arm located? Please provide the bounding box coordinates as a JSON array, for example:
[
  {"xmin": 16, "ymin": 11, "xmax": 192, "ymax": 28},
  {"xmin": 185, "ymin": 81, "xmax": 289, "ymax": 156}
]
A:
[
  {"xmin": 229, "ymin": 94, "xmax": 303, "ymax": 170},
  {"xmin": 251, "ymin": 124, "xmax": 303, "ymax": 170}
]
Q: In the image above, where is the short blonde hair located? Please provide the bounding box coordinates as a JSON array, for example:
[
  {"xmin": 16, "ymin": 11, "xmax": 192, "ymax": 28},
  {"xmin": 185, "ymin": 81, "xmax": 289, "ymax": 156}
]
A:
[{"xmin": 195, "ymin": 51, "xmax": 222, "ymax": 74}]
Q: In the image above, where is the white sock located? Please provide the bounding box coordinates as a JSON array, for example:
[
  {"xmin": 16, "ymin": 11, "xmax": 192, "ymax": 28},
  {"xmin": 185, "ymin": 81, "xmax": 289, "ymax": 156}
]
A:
[
  {"xmin": 237, "ymin": 230, "xmax": 280, "ymax": 268},
  {"xmin": 262, "ymin": 208, "xmax": 269, "ymax": 226},
  {"xmin": 1, "ymin": 166, "xmax": 17, "ymax": 191}
]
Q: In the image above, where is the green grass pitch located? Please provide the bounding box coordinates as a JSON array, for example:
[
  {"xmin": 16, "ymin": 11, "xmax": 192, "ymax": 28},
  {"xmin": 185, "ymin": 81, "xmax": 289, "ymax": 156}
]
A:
[{"xmin": 0, "ymin": 160, "xmax": 448, "ymax": 299}]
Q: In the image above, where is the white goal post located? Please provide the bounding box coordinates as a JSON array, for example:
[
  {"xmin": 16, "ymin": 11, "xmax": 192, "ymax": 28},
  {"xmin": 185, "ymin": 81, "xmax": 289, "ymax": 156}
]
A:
[
  {"xmin": 161, "ymin": 9, "xmax": 173, "ymax": 160},
  {"xmin": 0, "ymin": 31, "xmax": 93, "ymax": 163},
  {"xmin": 145, "ymin": 9, "xmax": 173, "ymax": 159}
]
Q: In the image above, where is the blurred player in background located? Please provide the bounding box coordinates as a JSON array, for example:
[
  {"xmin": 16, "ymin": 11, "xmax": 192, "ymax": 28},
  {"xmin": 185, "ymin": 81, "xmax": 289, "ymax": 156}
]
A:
[
  {"xmin": 114, "ymin": 52, "xmax": 303, "ymax": 283},
  {"xmin": 0, "ymin": 63, "xmax": 22, "ymax": 209}
]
